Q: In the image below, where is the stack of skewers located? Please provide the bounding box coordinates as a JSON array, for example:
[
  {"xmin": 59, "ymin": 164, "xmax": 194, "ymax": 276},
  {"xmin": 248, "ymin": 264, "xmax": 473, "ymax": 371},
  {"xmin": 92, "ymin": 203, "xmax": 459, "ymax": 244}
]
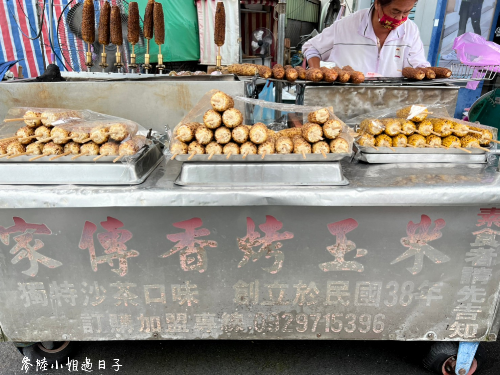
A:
[
  {"xmin": 170, "ymin": 91, "xmax": 351, "ymax": 160},
  {"xmin": 356, "ymin": 105, "xmax": 497, "ymax": 153},
  {"xmin": 1, "ymin": 110, "xmax": 148, "ymax": 162}
]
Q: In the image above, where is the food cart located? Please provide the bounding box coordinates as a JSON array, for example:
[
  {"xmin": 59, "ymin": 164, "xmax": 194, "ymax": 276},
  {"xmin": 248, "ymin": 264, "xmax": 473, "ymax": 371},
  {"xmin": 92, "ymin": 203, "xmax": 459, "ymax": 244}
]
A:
[{"xmin": 0, "ymin": 76, "xmax": 499, "ymax": 375}]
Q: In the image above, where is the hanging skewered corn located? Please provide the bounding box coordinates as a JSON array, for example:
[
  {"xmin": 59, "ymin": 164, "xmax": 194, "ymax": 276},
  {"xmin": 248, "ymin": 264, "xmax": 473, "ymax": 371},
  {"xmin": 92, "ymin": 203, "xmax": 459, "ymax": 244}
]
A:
[
  {"xmin": 110, "ymin": 6, "xmax": 122, "ymax": 45},
  {"xmin": 323, "ymin": 119, "xmax": 343, "ymax": 139},
  {"xmin": 214, "ymin": 126, "xmax": 231, "ymax": 144},
  {"xmin": 399, "ymin": 119, "xmax": 416, "ymax": 136},
  {"xmin": 469, "ymin": 126, "xmax": 494, "ymax": 146},
  {"xmin": 308, "ymin": 108, "xmax": 330, "ymax": 124},
  {"xmin": 416, "ymin": 120, "xmax": 434, "ymax": 136},
  {"xmin": 275, "ymin": 136, "xmax": 293, "ymax": 154},
  {"xmin": 232, "ymin": 125, "xmax": 250, "ymax": 144},
  {"xmin": 360, "ymin": 119, "xmax": 384, "ymax": 135},
  {"xmin": 249, "ymin": 123, "xmax": 268, "ymax": 144},
  {"xmin": 375, "ymin": 134, "xmax": 392, "ymax": 147},
  {"xmin": 302, "ymin": 123, "xmax": 323, "ymax": 143},
  {"xmin": 222, "ymin": 108, "xmax": 243, "ymax": 128},
  {"xmin": 82, "ymin": 0, "xmax": 95, "ymax": 44},
  {"xmin": 357, "ymin": 133, "xmax": 376, "ymax": 148},
  {"xmin": 128, "ymin": 2, "xmax": 140, "ymax": 44},
  {"xmin": 330, "ymin": 137, "xmax": 350, "ymax": 153},
  {"xmin": 430, "ymin": 118, "xmax": 452, "ymax": 137},
  {"xmin": 442, "ymin": 135, "xmax": 461, "ymax": 148},
  {"xmin": 407, "ymin": 134, "xmax": 426, "ymax": 147},
  {"xmin": 211, "ymin": 91, "xmax": 234, "ymax": 112},
  {"xmin": 98, "ymin": 2, "xmax": 111, "ymax": 45},
  {"xmin": 382, "ymin": 118, "xmax": 402, "ymax": 136},
  {"xmin": 240, "ymin": 142, "xmax": 257, "ymax": 158},
  {"xmin": 195, "ymin": 126, "xmax": 213, "ymax": 145},
  {"xmin": 396, "ymin": 105, "xmax": 429, "ymax": 122},
  {"xmin": 392, "ymin": 134, "xmax": 407, "ymax": 147},
  {"xmin": 176, "ymin": 123, "xmax": 200, "ymax": 142},
  {"xmin": 426, "ymin": 135, "xmax": 442, "ymax": 147}
]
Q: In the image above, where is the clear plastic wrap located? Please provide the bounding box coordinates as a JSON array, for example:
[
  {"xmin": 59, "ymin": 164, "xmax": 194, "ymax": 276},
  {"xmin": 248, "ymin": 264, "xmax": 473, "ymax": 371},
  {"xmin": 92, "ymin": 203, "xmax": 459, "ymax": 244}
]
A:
[
  {"xmin": 167, "ymin": 90, "xmax": 354, "ymax": 161},
  {"xmin": 347, "ymin": 104, "xmax": 497, "ymax": 155},
  {"xmin": 0, "ymin": 108, "xmax": 149, "ymax": 162}
]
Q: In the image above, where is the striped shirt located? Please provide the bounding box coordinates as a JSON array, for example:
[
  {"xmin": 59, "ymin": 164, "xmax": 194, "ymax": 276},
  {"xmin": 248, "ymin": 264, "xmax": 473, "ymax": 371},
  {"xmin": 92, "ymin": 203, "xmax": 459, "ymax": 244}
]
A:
[{"xmin": 302, "ymin": 7, "xmax": 430, "ymax": 77}]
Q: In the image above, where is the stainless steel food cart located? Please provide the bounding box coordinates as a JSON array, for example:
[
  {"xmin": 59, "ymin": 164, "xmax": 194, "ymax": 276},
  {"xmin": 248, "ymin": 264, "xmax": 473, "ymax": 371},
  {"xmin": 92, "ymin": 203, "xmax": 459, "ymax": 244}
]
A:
[{"xmin": 0, "ymin": 79, "xmax": 495, "ymax": 375}]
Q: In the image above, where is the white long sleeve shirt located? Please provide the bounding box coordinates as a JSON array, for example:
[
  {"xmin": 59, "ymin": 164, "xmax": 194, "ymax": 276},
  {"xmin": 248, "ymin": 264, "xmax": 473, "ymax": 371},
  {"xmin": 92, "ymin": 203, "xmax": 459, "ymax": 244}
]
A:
[{"xmin": 302, "ymin": 7, "xmax": 430, "ymax": 77}]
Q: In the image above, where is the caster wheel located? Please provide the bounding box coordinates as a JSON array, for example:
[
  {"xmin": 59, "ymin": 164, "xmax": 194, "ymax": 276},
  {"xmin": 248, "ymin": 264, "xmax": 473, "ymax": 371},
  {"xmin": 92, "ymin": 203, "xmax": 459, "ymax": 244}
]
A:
[
  {"xmin": 423, "ymin": 342, "xmax": 486, "ymax": 374},
  {"xmin": 21, "ymin": 341, "xmax": 75, "ymax": 365}
]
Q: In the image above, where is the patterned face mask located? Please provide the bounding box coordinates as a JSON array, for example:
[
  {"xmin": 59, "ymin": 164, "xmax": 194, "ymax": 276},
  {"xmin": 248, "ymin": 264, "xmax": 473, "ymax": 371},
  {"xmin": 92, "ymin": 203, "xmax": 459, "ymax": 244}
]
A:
[{"xmin": 378, "ymin": 9, "xmax": 408, "ymax": 30}]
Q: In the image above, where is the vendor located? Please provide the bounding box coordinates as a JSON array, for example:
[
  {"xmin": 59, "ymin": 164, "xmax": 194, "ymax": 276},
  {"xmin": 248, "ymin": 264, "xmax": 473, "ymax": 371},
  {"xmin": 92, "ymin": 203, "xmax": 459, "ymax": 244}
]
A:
[{"xmin": 302, "ymin": 0, "xmax": 430, "ymax": 77}]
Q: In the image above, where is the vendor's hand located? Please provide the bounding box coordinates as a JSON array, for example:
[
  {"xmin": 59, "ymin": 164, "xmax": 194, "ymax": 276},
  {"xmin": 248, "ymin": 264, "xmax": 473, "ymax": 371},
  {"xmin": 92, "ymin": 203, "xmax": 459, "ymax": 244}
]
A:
[{"xmin": 307, "ymin": 57, "xmax": 320, "ymax": 69}]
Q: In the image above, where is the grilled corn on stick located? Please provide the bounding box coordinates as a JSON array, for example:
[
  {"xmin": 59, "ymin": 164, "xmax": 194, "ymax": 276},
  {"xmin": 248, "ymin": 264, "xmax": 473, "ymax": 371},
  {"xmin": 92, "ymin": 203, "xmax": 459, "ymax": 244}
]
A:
[
  {"xmin": 426, "ymin": 135, "xmax": 442, "ymax": 148},
  {"xmin": 357, "ymin": 133, "xmax": 377, "ymax": 149},
  {"xmin": 241, "ymin": 142, "xmax": 257, "ymax": 159},
  {"xmin": 469, "ymin": 126, "xmax": 497, "ymax": 146},
  {"xmin": 399, "ymin": 119, "xmax": 416, "ymax": 136},
  {"xmin": 302, "ymin": 123, "xmax": 323, "ymax": 143},
  {"xmin": 407, "ymin": 134, "xmax": 426, "ymax": 148},
  {"xmin": 323, "ymin": 119, "xmax": 343, "ymax": 139},
  {"xmin": 308, "ymin": 108, "xmax": 330, "ymax": 124},
  {"xmin": 375, "ymin": 134, "xmax": 393, "ymax": 150},
  {"xmin": 360, "ymin": 119, "xmax": 384, "ymax": 136},
  {"xmin": 430, "ymin": 118, "xmax": 453, "ymax": 137},
  {"xmin": 214, "ymin": 1, "xmax": 226, "ymax": 70},
  {"xmin": 313, "ymin": 141, "xmax": 330, "ymax": 158},
  {"xmin": 276, "ymin": 136, "xmax": 293, "ymax": 154},
  {"xmin": 330, "ymin": 136, "xmax": 350, "ymax": 153},
  {"xmin": 382, "ymin": 118, "xmax": 401, "ymax": 136},
  {"xmin": 392, "ymin": 134, "xmax": 407, "ymax": 147},
  {"xmin": 170, "ymin": 142, "xmax": 188, "ymax": 160}
]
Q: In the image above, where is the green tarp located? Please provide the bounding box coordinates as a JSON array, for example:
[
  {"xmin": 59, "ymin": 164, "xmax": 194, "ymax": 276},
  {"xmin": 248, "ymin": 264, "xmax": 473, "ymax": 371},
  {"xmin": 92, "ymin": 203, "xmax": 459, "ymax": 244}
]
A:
[{"xmin": 134, "ymin": 0, "xmax": 200, "ymax": 63}]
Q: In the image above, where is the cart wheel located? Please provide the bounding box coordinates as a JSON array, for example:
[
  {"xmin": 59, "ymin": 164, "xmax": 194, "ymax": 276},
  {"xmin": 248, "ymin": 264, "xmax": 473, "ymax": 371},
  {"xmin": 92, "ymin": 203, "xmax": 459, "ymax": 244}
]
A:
[
  {"xmin": 21, "ymin": 341, "xmax": 74, "ymax": 365},
  {"xmin": 423, "ymin": 342, "xmax": 485, "ymax": 374}
]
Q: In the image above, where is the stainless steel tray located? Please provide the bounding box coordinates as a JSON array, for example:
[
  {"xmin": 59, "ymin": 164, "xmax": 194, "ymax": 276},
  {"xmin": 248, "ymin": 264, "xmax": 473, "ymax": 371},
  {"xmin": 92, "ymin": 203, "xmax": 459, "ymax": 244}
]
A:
[
  {"xmin": 174, "ymin": 162, "xmax": 349, "ymax": 186},
  {"xmin": 356, "ymin": 144, "xmax": 487, "ymax": 163},
  {"xmin": 0, "ymin": 143, "xmax": 164, "ymax": 185},
  {"xmin": 175, "ymin": 153, "xmax": 350, "ymax": 163}
]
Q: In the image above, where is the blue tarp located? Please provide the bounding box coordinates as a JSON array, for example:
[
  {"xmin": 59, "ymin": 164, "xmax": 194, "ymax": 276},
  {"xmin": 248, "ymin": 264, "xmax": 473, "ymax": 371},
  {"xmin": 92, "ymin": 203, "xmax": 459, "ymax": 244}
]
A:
[{"xmin": 0, "ymin": 60, "xmax": 20, "ymax": 81}]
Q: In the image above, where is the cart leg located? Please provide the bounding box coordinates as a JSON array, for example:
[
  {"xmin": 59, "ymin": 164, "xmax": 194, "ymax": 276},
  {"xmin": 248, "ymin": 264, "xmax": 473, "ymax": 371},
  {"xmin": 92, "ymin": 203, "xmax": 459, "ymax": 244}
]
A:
[{"xmin": 455, "ymin": 342, "xmax": 479, "ymax": 375}]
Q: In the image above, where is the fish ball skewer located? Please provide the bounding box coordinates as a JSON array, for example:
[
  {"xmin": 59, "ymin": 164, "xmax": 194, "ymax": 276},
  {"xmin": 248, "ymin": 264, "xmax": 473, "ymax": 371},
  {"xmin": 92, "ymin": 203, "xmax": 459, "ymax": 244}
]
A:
[
  {"xmin": 90, "ymin": 127, "xmax": 109, "ymax": 145},
  {"xmin": 24, "ymin": 111, "xmax": 42, "ymax": 127},
  {"xmin": 16, "ymin": 127, "xmax": 35, "ymax": 144}
]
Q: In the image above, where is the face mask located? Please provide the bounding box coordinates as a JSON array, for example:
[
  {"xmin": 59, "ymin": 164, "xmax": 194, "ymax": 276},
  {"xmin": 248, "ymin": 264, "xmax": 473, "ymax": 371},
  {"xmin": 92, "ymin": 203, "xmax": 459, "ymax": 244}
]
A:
[{"xmin": 378, "ymin": 9, "xmax": 408, "ymax": 30}]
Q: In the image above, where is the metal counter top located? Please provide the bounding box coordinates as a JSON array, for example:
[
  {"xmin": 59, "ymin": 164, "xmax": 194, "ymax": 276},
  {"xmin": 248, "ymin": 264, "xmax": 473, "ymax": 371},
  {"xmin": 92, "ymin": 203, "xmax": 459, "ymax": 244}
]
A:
[{"xmin": 1, "ymin": 158, "xmax": 500, "ymax": 208}]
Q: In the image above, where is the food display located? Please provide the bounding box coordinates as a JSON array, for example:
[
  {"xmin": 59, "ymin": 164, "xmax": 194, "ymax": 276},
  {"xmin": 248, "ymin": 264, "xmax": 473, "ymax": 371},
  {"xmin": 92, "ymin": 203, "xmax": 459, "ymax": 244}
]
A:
[
  {"xmin": 227, "ymin": 64, "xmax": 366, "ymax": 84},
  {"xmin": 402, "ymin": 67, "xmax": 452, "ymax": 81},
  {"xmin": 355, "ymin": 104, "xmax": 496, "ymax": 153},
  {"xmin": 0, "ymin": 108, "xmax": 149, "ymax": 162},
  {"xmin": 170, "ymin": 91, "xmax": 352, "ymax": 161}
]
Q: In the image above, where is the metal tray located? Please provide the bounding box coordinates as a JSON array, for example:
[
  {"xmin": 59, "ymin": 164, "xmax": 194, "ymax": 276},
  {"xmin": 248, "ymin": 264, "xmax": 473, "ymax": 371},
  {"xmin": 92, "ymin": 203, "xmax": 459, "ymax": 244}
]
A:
[
  {"xmin": 356, "ymin": 144, "xmax": 487, "ymax": 163},
  {"xmin": 175, "ymin": 153, "xmax": 351, "ymax": 163},
  {"xmin": 0, "ymin": 143, "xmax": 164, "ymax": 185},
  {"xmin": 174, "ymin": 162, "xmax": 349, "ymax": 186}
]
